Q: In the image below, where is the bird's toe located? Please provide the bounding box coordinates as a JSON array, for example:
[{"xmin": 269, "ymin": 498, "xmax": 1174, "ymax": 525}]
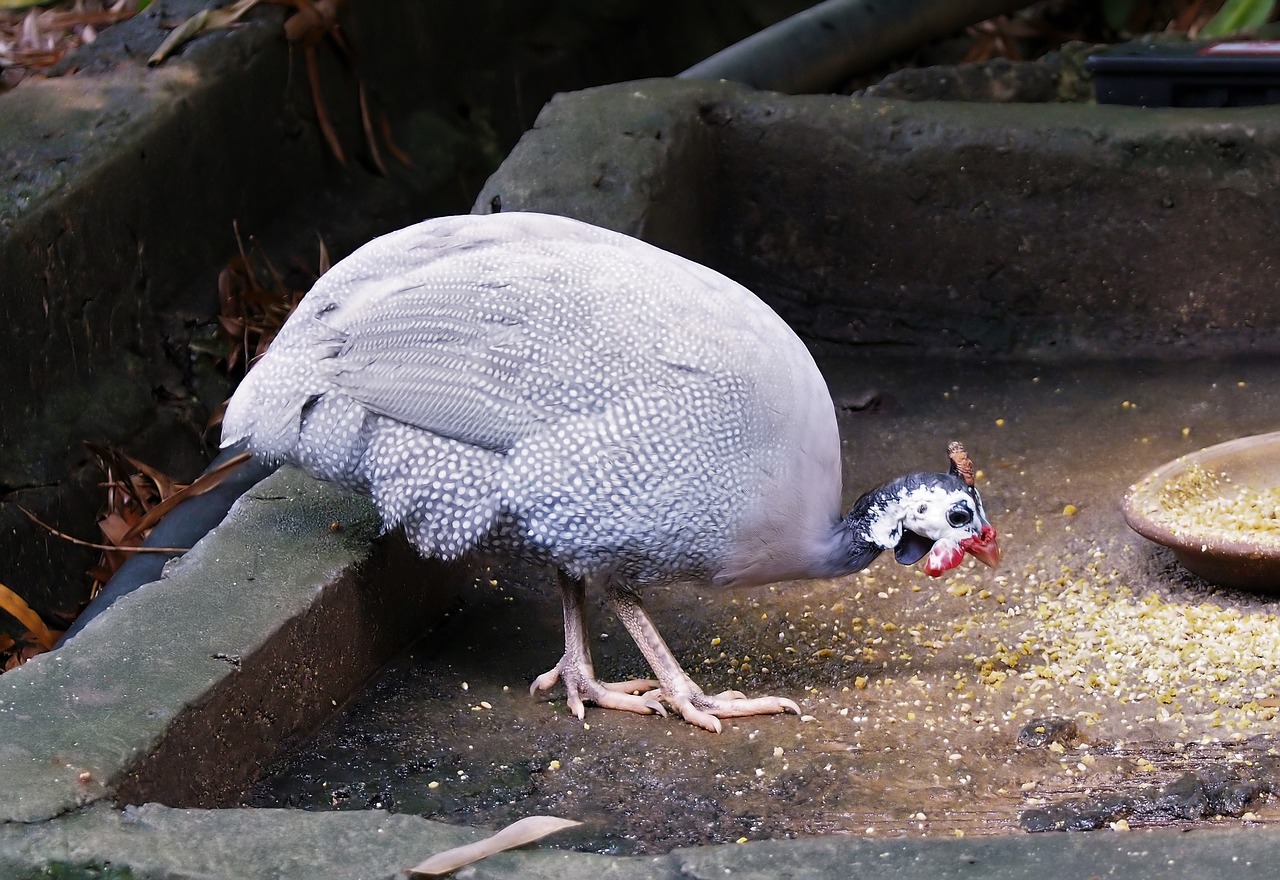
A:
[
  {"xmin": 575, "ymin": 681, "xmax": 666, "ymax": 718},
  {"xmin": 675, "ymin": 690, "xmax": 802, "ymax": 726},
  {"xmin": 530, "ymin": 658, "xmax": 665, "ymax": 720},
  {"xmin": 529, "ymin": 666, "xmax": 562, "ymax": 696},
  {"xmin": 600, "ymin": 678, "xmax": 660, "ymax": 695}
]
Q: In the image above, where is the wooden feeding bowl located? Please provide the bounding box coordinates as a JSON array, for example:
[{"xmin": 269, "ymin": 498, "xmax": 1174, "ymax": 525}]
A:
[{"xmin": 1123, "ymin": 431, "xmax": 1280, "ymax": 590}]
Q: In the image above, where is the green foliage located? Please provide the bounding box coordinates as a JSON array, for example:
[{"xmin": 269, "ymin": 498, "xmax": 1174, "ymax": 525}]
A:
[{"xmin": 1200, "ymin": 0, "xmax": 1278, "ymax": 37}]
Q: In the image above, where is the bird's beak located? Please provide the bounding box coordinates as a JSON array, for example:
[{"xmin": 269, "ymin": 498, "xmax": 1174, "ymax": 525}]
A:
[{"xmin": 960, "ymin": 525, "xmax": 1001, "ymax": 569}]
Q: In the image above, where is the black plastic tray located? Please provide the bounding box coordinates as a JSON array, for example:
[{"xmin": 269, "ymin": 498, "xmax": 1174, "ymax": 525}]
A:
[{"xmin": 1088, "ymin": 41, "xmax": 1280, "ymax": 107}]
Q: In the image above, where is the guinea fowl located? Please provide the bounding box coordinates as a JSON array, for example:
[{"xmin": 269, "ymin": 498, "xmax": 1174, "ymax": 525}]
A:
[{"xmin": 222, "ymin": 212, "xmax": 1000, "ymax": 732}]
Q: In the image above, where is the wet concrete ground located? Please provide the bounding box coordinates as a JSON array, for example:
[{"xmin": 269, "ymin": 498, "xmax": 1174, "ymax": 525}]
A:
[{"xmin": 246, "ymin": 353, "xmax": 1280, "ymax": 853}]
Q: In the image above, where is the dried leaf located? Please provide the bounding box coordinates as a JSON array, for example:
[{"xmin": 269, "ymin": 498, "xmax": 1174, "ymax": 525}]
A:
[
  {"xmin": 122, "ymin": 451, "xmax": 184, "ymax": 501},
  {"xmin": 0, "ymin": 0, "xmax": 140, "ymax": 82},
  {"xmin": 14, "ymin": 505, "xmax": 187, "ymax": 556},
  {"xmin": 147, "ymin": 0, "xmax": 262, "ymax": 65},
  {"xmin": 212, "ymin": 227, "xmax": 315, "ymax": 374},
  {"xmin": 207, "ymin": 398, "xmax": 229, "ymax": 435},
  {"xmin": 271, "ymin": 0, "xmax": 404, "ymax": 171},
  {"xmin": 281, "ymin": 0, "xmax": 343, "ymax": 43},
  {"xmin": 17, "ymin": 445, "xmax": 246, "ymax": 598},
  {"xmin": 358, "ymin": 81, "xmax": 388, "ymax": 176},
  {"xmin": 0, "ymin": 582, "xmax": 57, "ymax": 650},
  {"xmin": 304, "ymin": 42, "xmax": 345, "ymax": 165},
  {"xmin": 147, "ymin": 7, "xmax": 213, "ymax": 64},
  {"xmin": 410, "ymin": 816, "xmax": 582, "ymax": 877},
  {"xmin": 1176, "ymin": 0, "xmax": 1214, "ymax": 31},
  {"xmin": 316, "ymin": 234, "xmax": 331, "ymax": 274},
  {"xmin": 118, "ymin": 451, "xmax": 250, "ymax": 544},
  {"xmin": 378, "ymin": 110, "xmax": 414, "ymax": 169},
  {"xmin": 96, "ymin": 511, "xmax": 134, "ymax": 546},
  {"xmin": 219, "ymin": 314, "xmax": 246, "ymax": 336}
]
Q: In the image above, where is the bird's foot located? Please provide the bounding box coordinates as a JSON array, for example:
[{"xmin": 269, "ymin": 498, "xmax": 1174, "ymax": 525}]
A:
[
  {"xmin": 645, "ymin": 687, "xmax": 801, "ymax": 734},
  {"xmin": 530, "ymin": 660, "xmax": 663, "ymax": 721}
]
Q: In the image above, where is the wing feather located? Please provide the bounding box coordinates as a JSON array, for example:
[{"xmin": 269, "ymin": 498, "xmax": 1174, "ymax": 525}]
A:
[{"xmin": 315, "ymin": 280, "xmax": 551, "ymax": 453}]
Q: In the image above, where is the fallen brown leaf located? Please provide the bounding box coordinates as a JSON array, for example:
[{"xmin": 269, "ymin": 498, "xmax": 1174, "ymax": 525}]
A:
[
  {"xmin": 12, "ymin": 444, "xmax": 245, "ymax": 602},
  {"xmin": 1, "ymin": 0, "xmax": 141, "ymax": 87},
  {"xmin": 410, "ymin": 816, "xmax": 582, "ymax": 877},
  {"xmin": 118, "ymin": 450, "xmax": 250, "ymax": 544},
  {"xmin": 123, "ymin": 451, "xmax": 184, "ymax": 503},
  {"xmin": 14, "ymin": 505, "xmax": 188, "ymax": 556},
  {"xmin": 302, "ymin": 34, "xmax": 345, "ymax": 165},
  {"xmin": 215, "ymin": 225, "xmax": 317, "ymax": 376}
]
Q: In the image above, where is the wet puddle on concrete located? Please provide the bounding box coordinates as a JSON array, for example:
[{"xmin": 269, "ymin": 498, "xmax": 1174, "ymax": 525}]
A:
[{"xmin": 245, "ymin": 354, "xmax": 1280, "ymax": 853}]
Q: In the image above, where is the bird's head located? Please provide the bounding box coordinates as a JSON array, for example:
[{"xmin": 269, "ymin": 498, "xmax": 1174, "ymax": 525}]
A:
[{"xmin": 846, "ymin": 442, "xmax": 1000, "ymax": 577}]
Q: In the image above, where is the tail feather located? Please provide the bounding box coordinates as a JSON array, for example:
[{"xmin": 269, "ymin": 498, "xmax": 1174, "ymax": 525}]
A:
[
  {"xmin": 221, "ymin": 355, "xmax": 312, "ymax": 461},
  {"xmin": 222, "ymin": 381, "xmax": 308, "ymax": 461}
]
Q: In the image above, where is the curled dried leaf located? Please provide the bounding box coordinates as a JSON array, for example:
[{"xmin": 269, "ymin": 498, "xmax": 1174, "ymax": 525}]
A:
[
  {"xmin": 15, "ymin": 446, "xmax": 245, "ymax": 600},
  {"xmin": 147, "ymin": 0, "xmax": 262, "ymax": 66},
  {"xmin": 118, "ymin": 451, "xmax": 250, "ymax": 544},
  {"xmin": 410, "ymin": 815, "xmax": 582, "ymax": 877},
  {"xmin": 214, "ymin": 226, "xmax": 313, "ymax": 377},
  {"xmin": 0, "ymin": 0, "xmax": 140, "ymax": 85},
  {"xmin": 0, "ymin": 582, "xmax": 58, "ymax": 651},
  {"xmin": 281, "ymin": 0, "xmax": 344, "ymax": 44}
]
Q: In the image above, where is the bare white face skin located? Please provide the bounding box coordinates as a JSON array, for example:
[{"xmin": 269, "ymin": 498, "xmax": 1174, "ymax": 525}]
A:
[
  {"xmin": 860, "ymin": 480, "xmax": 998, "ymax": 577},
  {"xmin": 866, "ymin": 484, "xmax": 985, "ymax": 546},
  {"xmin": 900, "ymin": 484, "xmax": 987, "ymax": 544}
]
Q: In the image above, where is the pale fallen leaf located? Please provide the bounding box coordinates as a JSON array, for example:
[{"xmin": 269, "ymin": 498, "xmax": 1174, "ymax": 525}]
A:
[
  {"xmin": 410, "ymin": 815, "xmax": 581, "ymax": 877},
  {"xmin": 147, "ymin": 0, "xmax": 261, "ymax": 65}
]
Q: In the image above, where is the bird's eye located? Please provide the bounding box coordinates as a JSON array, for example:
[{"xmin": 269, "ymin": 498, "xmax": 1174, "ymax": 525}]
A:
[{"xmin": 947, "ymin": 506, "xmax": 973, "ymax": 528}]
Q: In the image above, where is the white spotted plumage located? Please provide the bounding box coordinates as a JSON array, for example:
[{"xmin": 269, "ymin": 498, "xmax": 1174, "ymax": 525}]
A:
[{"xmin": 221, "ymin": 212, "xmax": 844, "ymax": 588}]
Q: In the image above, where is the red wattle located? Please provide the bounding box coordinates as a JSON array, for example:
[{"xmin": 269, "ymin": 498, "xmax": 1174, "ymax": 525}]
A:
[{"xmin": 924, "ymin": 542, "xmax": 965, "ymax": 577}]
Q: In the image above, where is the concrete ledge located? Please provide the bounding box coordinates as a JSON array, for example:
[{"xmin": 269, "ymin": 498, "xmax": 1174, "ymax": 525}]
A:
[
  {"xmin": 0, "ymin": 467, "xmax": 464, "ymax": 823},
  {"xmin": 480, "ymin": 78, "xmax": 1280, "ymax": 358},
  {"xmin": 1, "ymin": 800, "xmax": 1279, "ymax": 879},
  {"xmin": 1, "ymin": 1, "xmax": 319, "ymax": 487},
  {"xmin": 475, "ymin": 79, "xmax": 723, "ymax": 260}
]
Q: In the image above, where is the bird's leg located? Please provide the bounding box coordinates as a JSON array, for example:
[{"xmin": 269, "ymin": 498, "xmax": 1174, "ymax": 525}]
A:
[
  {"xmin": 606, "ymin": 583, "xmax": 800, "ymax": 733},
  {"xmin": 529, "ymin": 571, "xmax": 664, "ymax": 720}
]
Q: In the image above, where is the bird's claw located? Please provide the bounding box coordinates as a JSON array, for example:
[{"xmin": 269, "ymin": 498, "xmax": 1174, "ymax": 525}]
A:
[
  {"xmin": 529, "ymin": 666, "xmax": 563, "ymax": 696},
  {"xmin": 641, "ymin": 687, "xmax": 801, "ymax": 732},
  {"xmin": 531, "ymin": 659, "xmax": 664, "ymax": 720}
]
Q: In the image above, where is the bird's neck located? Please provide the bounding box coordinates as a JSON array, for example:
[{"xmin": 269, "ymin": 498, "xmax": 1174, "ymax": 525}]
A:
[{"xmin": 823, "ymin": 475, "xmax": 918, "ymax": 576}]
